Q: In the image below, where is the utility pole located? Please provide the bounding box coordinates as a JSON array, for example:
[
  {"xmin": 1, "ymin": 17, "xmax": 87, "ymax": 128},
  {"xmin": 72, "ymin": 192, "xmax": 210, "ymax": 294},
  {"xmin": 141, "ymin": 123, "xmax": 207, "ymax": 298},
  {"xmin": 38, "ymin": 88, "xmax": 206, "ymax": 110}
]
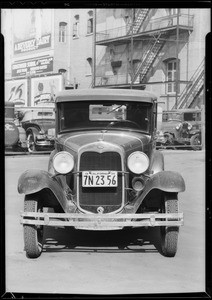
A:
[
  {"xmin": 175, "ymin": 9, "xmax": 180, "ymax": 108},
  {"xmin": 92, "ymin": 9, "xmax": 96, "ymax": 88},
  {"xmin": 130, "ymin": 9, "xmax": 135, "ymax": 89}
]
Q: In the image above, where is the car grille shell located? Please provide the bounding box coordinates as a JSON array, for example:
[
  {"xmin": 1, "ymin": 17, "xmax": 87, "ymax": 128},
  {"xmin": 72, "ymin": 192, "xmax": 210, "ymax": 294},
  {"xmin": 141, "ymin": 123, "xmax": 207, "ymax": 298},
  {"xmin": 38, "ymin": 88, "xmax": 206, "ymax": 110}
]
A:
[{"xmin": 78, "ymin": 151, "xmax": 123, "ymax": 213}]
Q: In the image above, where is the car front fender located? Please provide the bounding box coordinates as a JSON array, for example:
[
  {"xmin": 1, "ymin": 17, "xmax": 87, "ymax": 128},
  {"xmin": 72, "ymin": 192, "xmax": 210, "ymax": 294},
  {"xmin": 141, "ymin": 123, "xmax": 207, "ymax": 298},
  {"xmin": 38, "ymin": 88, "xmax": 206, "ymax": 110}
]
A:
[
  {"xmin": 149, "ymin": 149, "xmax": 164, "ymax": 174},
  {"xmin": 17, "ymin": 169, "xmax": 68, "ymax": 211},
  {"xmin": 126, "ymin": 171, "xmax": 185, "ymax": 213},
  {"xmin": 26, "ymin": 126, "xmax": 39, "ymax": 136},
  {"xmin": 146, "ymin": 170, "xmax": 185, "ymax": 193}
]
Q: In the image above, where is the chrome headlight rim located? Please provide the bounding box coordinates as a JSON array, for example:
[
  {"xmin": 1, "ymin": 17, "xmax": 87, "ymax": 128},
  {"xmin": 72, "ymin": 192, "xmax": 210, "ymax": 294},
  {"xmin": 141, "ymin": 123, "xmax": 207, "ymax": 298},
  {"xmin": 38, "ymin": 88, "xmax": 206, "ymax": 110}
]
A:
[
  {"xmin": 127, "ymin": 151, "xmax": 149, "ymax": 174},
  {"xmin": 53, "ymin": 151, "xmax": 74, "ymax": 174}
]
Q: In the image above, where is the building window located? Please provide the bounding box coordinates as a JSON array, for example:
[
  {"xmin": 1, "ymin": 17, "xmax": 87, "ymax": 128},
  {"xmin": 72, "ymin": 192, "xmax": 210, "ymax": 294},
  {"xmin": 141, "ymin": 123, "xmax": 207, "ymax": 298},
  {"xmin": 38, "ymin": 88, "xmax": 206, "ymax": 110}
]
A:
[
  {"xmin": 87, "ymin": 10, "xmax": 93, "ymax": 34},
  {"xmin": 111, "ymin": 60, "xmax": 122, "ymax": 75},
  {"xmin": 73, "ymin": 15, "xmax": 79, "ymax": 38},
  {"xmin": 86, "ymin": 57, "xmax": 92, "ymax": 75},
  {"xmin": 166, "ymin": 59, "xmax": 179, "ymax": 94},
  {"xmin": 59, "ymin": 22, "xmax": 67, "ymax": 43}
]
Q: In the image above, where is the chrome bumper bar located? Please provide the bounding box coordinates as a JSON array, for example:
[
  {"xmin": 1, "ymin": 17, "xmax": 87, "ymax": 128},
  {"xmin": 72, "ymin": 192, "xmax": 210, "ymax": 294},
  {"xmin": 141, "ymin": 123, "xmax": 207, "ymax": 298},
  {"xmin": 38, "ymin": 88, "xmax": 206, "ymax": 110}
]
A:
[{"xmin": 20, "ymin": 212, "xmax": 183, "ymax": 229}]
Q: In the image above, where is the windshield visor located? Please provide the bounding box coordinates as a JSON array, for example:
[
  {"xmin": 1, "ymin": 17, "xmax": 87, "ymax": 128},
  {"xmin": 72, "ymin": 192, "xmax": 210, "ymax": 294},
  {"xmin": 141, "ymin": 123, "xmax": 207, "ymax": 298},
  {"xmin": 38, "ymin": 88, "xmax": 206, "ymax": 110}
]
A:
[{"xmin": 58, "ymin": 101, "xmax": 153, "ymax": 133}]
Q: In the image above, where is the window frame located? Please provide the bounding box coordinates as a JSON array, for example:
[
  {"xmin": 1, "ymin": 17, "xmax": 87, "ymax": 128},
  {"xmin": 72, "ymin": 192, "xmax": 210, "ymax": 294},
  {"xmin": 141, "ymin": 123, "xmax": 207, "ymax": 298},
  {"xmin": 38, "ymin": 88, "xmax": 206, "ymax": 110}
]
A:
[
  {"xmin": 86, "ymin": 57, "xmax": 93, "ymax": 76},
  {"xmin": 73, "ymin": 15, "xmax": 80, "ymax": 38},
  {"xmin": 59, "ymin": 21, "xmax": 67, "ymax": 43},
  {"xmin": 87, "ymin": 10, "xmax": 93, "ymax": 35},
  {"xmin": 165, "ymin": 59, "xmax": 179, "ymax": 95}
]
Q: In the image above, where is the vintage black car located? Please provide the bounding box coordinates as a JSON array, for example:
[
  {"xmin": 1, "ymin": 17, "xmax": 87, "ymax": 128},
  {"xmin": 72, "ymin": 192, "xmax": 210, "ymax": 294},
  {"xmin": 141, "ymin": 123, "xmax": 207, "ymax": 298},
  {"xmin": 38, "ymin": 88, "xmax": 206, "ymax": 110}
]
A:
[
  {"xmin": 18, "ymin": 89, "xmax": 185, "ymax": 258},
  {"xmin": 156, "ymin": 109, "xmax": 202, "ymax": 150},
  {"xmin": 5, "ymin": 101, "xmax": 27, "ymax": 151},
  {"xmin": 20, "ymin": 108, "xmax": 55, "ymax": 152}
]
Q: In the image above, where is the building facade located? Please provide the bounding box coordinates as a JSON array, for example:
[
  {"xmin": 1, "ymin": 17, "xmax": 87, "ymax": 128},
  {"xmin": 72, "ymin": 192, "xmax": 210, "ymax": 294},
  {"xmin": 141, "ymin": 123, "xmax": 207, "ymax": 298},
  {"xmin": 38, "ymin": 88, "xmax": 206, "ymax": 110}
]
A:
[
  {"xmin": 2, "ymin": 8, "xmax": 210, "ymax": 110},
  {"xmin": 2, "ymin": 8, "xmax": 94, "ymax": 106},
  {"xmin": 94, "ymin": 8, "xmax": 210, "ymax": 110}
]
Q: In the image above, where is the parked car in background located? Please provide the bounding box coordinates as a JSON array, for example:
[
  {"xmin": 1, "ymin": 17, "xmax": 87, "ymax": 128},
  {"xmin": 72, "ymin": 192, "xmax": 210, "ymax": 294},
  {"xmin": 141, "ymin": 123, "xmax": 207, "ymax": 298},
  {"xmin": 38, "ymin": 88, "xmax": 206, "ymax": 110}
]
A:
[
  {"xmin": 5, "ymin": 101, "xmax": 27, "ymax": 151},
  {"xmin": 19, "ymin": 108, "xmax": 55, "ymax": 152},
  {"xmin": 156, "ymin": 108, "xmax": 202, "ymax": 150},
  {"xmin": 18, "ymin": 89, "xmax": 185, "ymax": 259}
]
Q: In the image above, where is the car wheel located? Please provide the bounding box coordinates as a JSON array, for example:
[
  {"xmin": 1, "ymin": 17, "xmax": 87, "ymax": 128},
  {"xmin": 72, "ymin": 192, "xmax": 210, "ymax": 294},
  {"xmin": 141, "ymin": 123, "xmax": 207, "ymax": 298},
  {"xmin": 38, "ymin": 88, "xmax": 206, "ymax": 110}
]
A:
[
  {"xmin": 190, "ymin": 133, "xmax": 201, "ymax": 150},
  {"xmin": 160, "ymin": 192, "xmax": 179, "ymax": 257},
  {"xmin": 27, "ymin": 133, "xmax": 36, "ymax": 152},
  {"xmin": 23, "ymin": 195, "xmax": 44, "ymax": 258}
]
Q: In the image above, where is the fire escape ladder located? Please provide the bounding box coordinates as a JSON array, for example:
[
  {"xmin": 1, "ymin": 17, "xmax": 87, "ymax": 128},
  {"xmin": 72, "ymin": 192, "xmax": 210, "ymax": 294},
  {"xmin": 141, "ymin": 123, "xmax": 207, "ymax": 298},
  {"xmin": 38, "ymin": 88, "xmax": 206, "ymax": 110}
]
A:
[
  {"xmin": 132, "ymin": 32, "xmax": 165, "ymax": 84},
  {"xmin": 127, "ymin": 9, "xmax": 150, "ymax": 35},
  {"xmin": 177, "ymin": 59, "xmax": 205, "ymax": 109}
]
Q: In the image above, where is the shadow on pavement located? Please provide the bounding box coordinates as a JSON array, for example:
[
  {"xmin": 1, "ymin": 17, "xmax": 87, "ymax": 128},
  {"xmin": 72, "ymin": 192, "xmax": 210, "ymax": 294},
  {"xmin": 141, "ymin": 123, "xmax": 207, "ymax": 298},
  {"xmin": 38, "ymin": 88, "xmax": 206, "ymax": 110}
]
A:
[{"xmin": 43, "ymin": 226, "xmax": 163, "ymax": 254}]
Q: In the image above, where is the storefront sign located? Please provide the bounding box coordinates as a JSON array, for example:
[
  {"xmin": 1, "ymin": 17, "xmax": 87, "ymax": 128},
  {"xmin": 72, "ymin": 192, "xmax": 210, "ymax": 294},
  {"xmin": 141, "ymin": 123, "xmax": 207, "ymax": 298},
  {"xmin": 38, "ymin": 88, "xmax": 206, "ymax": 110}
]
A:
[
  {"xmin": 12, "ymin": 56, "xmax": 53, "ymax": 77},
  {"xmin": 14, "ymin": 34, "xmax": 51, "ymax": 54}
]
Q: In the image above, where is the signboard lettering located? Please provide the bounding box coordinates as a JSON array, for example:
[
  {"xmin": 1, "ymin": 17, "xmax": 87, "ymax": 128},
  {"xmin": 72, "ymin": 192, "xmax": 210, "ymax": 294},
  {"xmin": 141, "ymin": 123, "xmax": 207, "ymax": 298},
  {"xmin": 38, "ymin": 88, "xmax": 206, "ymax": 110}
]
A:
[
  {"xmin": 12, "ymin": 57, "xmax": 53, "ymax": 77},
  {"xmin": 14, "ymin": 34, "xmax": 51, "ymax": 54}
]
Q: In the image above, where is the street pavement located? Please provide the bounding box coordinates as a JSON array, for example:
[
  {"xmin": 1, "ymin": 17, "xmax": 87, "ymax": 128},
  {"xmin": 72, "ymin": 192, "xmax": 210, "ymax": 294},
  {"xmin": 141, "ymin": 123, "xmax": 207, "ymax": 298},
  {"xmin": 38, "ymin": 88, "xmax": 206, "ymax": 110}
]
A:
[{"xmin": 4, "ymin": 150, "xmax": 206, "ymax": 295}]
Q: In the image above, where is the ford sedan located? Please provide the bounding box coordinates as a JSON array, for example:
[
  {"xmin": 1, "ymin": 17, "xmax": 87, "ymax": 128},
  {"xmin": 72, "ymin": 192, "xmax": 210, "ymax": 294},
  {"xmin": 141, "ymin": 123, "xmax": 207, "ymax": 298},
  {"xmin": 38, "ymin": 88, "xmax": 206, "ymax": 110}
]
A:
[{"xmin": 18, "ymin": 89, "xmax": 185, "ymax": 258}]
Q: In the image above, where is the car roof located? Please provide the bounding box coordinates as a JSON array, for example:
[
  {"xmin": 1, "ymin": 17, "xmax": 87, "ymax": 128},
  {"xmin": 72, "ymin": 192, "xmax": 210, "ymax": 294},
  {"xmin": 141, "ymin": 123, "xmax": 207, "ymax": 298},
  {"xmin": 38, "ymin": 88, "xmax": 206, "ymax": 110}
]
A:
[{"xmin": 55, "ymin": 89, "xmax": 157, "ymax": 103}]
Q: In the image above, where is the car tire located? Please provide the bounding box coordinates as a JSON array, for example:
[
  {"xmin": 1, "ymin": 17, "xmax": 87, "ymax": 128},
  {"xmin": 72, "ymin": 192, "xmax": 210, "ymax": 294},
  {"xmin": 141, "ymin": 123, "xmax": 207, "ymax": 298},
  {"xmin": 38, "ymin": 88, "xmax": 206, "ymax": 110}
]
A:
[
  {"xmin": 23, "ymin": 196, "xmax": 44, "ymax": 258},
  {"xmin": 190, "ymin": 133, "xmax": 201, "ymax": 151},
  {"xmin": 27, "ymin": 132, "xmax": 36, "ymax": 152},
  {"xmin": 160, "ymin": 192, "xmax": 179, "ymax": 257}
]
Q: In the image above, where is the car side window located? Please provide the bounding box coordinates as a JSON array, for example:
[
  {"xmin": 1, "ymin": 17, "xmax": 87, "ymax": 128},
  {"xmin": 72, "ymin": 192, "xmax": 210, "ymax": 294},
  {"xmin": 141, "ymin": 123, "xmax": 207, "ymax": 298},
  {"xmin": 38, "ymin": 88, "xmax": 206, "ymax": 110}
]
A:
[{"xmin": 184, "ymin": 113, "xmax": 196, "ymax": 121}]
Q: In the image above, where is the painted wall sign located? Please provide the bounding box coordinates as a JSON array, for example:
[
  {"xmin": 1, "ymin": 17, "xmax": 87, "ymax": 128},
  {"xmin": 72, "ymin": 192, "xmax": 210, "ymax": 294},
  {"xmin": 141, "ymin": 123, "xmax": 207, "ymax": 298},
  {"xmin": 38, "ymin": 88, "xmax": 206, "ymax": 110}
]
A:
[
  {"xmin": 14, "ymin": 34, "xmax": 51, "ymax": 54},
  {"xmin": 5, "ymin": 79, "xmax": 28, "ymax": 106},
  {"xmin": 12, "ymin": 56, "xmax": 53, "ymax": 77},
  {"xmin": 13, "ymin": 9, "xmax": 52, "ymax": 54}
]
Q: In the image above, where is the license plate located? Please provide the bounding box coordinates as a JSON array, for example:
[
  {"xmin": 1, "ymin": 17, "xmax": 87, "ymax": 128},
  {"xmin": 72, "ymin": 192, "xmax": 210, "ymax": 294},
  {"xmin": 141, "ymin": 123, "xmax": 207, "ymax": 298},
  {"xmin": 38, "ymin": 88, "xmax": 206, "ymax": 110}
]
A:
[{"xmin": 82, "ymin": 171, "xmax": 118, "ymax": 187}]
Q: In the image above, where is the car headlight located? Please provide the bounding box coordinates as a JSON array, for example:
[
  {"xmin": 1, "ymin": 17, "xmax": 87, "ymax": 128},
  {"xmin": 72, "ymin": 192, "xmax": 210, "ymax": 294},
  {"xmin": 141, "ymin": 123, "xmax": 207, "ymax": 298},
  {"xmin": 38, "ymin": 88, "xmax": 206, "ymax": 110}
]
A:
[
  {"xmin": 48, "ymin": 128, "xmax": 55, "ymax": 137},
  {"xmin": 127, "ymin": 151, "xmax": 149, "ymax": 174},
  {"xmin": 53, "ymin": 151, "xmax": 74, "ymax": 174},
  {"xmin": 187, "ymin": 122, "xmax": 192, "ymax": 130}
]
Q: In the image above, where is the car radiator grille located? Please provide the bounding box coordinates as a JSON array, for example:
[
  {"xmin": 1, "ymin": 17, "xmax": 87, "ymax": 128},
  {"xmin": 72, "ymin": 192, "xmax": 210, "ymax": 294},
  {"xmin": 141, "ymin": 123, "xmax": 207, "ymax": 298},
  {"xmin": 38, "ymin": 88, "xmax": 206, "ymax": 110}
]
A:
[{"xmin": 78, "ymin": 151, "xmax": 122, "ymax": 213}]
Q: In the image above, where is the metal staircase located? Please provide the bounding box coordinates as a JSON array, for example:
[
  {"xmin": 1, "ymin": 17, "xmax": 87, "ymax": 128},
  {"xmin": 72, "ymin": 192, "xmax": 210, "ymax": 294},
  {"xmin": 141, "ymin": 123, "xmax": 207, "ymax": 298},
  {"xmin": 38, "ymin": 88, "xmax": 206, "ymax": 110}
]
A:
[
  {"xmin": 127, "ymin": 9, "xmax": 150, "ymax": 35},
  {"xmin": 131, "ymin": 32, "xmax": 166, "ymax": 84},
  {"xmin": 175, "ymin": 59, "xmax": 205, "ymax": 109}
]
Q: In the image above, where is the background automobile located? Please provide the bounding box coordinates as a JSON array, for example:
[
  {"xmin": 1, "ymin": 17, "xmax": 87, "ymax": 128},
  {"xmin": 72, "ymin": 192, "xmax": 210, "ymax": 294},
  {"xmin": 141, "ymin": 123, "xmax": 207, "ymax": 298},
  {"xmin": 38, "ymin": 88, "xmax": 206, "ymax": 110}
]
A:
[
  {"xmin": 19, "ymin": 108, "xmax": 55, "ymax": 152},
  {"xmin": 5, "ymin": 101, "xmax": 27, "ymax": 151},
  {"xmin": 18, "ymin": 89, "xmax": 185, "ymax": 259},
  {"xmin": 156, "ymin": 109, "xmax": 202, "ymax": 150}
]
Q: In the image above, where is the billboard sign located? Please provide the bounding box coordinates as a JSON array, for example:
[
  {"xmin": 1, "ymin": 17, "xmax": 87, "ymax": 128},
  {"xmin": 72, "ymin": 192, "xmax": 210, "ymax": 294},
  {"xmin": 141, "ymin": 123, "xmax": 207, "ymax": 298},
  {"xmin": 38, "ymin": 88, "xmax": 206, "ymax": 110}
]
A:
[
  {"xmin": 31, "ymin": 75, "xmax": 63, "ymax": 107},
  {"xmin": 5, "ymin": 79, "xmax": 28, "ymax": 106},
  {"xmin": 12, "ymin": 56, "xmax": 53, "ymax": 77}
]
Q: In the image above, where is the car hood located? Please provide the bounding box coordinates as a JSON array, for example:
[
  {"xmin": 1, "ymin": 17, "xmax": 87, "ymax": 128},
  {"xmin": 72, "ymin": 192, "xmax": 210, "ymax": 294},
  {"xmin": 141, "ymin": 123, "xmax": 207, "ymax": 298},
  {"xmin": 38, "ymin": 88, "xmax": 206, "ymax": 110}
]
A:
[
  {"xmin": 57, "ymin": 130, "xmax": 151, "ymax": 153},
  {"xmin": 161, "ymin": 121, "xmax": 181, "ymax": 132}
]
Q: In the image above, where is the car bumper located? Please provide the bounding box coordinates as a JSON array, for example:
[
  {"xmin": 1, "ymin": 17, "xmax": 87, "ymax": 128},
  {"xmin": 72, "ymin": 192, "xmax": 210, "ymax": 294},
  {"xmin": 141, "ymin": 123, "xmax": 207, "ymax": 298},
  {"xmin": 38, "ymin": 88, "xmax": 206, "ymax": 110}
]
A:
[
  {"xmin": 35, "ymin": 140, "xmax": 55, "ymax": 147},
  {"xmin": 20, "ymin": 212, "xmax": 184, "ymax": 230}
]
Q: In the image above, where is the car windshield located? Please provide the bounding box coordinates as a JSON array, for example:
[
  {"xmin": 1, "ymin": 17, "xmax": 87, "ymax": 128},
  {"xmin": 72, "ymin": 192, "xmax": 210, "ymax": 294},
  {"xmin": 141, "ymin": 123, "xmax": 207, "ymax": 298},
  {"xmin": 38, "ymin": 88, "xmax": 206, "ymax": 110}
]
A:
[
  {"xmin": 58, "ymin": 101, "xmax": 152, "ymax": 133},
  {"xmin": 184, "ymin": 112, "xmax": 201, "ymax": 121},
  {"xmin": 162, "ymin": 112, "xmax": 182, "ymax": 122}
]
